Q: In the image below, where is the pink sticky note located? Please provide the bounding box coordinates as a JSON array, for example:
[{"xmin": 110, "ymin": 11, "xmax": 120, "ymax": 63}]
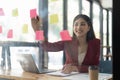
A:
[
  {"xmin": 30, "ymin": 8, "xmax": 37, "ymax": 18},
  {"xmin": 0, "ymin": 8, "xmax": 4, "ymax": 16},
  {"xmin": 35, "ymin": 30, "xmax": 44, "ymax": 40},
  {"xmin": 60, "ymin": 30, "xmax": 72, "ymax": 41},
  {"xmin": 7, "ymin": 29, "xmax": 13, "ymax": 38},
  {"xmin": 0, "ymin": 26, "xmax": 2, "ymax": 33}
]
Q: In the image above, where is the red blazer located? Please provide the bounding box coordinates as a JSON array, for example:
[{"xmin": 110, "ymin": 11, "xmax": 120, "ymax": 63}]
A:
[{"xmin": 41, "ymin": 38, "xmax": 100, "ymax": 73}]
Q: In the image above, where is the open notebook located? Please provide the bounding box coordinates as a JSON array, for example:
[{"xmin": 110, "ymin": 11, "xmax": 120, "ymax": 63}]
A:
[{"xmin": 46, "ymin": 71, "xmax": 79, "ymax": 77}]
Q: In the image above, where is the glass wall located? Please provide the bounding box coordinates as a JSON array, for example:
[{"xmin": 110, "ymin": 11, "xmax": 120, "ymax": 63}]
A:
[
  {"xmin": 108, "ymin": 11, "xmax": 112, "ymax": 56},
  {"xmin": 103, "ymin": 10, "xmax": 107, "ymax": 60},
  {"xmin": 0, "ymin": 0, "xmax": 39, "ymax": 70},
  {"xmin": 93, "ymin": 2, "xmax": 100, "ymax": 39},
  {"xmin": 103, "ymin": 10, "xmax": 107, "ymax": 47},
  {"xmin": 0, "ymin": 0, "xmax": 112, "ymax": 71},
  {"xmin": 0, "ymin": 0, "xmax": 39, "ymax": 42},
  {"xmin": 67, "ymin": 0, "xmax": 79, "ymax": 36},
  {"xmin": 10, "ymin": 47, "xmax": 39, "ymax": 70},
  {"xmin": 82, "ymin": 0, "xmax": 90, "ymax": 16},
  {"xmin": 103, "ymin": 10, "xmax": 112, "ymax": 60},
  {"xmin": 0, "ymin": 47, "xmax": 2, "ymax": 68},
  {"xmin": 48, "ymin": 0, "xmax": 63, "ymax": 69}
]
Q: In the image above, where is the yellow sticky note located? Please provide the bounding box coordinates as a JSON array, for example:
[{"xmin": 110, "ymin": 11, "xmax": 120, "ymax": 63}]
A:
[
  {"xmin": 12, "ymin": 8, "xmax": 18, "ymax": 16},
  {"xmin": 22, "ymin": 24, "xmax": 28, "ymax": 33},
  {"xmin": 50, "ymin": 14, "xmax": 59, "ymax": 24}
]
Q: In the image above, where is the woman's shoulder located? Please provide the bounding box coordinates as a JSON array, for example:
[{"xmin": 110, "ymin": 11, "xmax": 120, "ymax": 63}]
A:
[{"xmin": 88, "ymin": 38, "xmax": 100, "ymax": 45}]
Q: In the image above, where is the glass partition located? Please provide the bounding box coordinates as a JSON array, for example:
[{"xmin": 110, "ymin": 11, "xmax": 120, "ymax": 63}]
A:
[
  {"xmin": 0, "ymin": 0, "xmax": 39, "ymax": 42},
  {"xmin": 48, "ymin": 0, "xmax": 63, "ymax": 70},
  {"xmin": 93, "ymin": 2, "xmax": 100, "ymax": 39},
  {"xmin": 0, "ymin": 47, "xmax": 2, "ymax": 69},
  {"xmin": 68, "ymin": 0, "xmax": 79, "ymax": 36}
]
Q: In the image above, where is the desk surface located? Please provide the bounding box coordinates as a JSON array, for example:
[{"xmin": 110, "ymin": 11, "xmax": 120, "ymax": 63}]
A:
[
  {"xmin": 0, "ymin": 69, "xmax": 112, "ymax": 80},
  {"xmin": 0, "ymin": 69, "xmax": 63, "ymax": 80}
]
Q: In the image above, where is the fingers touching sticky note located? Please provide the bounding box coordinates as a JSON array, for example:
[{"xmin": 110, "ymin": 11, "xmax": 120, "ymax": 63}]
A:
[
  {"xmin": 60, "ymin": 30, "xmax": 72, "ymax": 41},
  {"xmin": 35, "ymin": 30, "xmax": 44, "ymax": 40},
  {"xmin": 30, "ymin": 8, "xmax": 37, "ymax": 18}
]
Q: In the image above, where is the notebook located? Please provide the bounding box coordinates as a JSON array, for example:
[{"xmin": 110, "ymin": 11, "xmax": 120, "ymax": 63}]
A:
[
  {"xmin": 17, "ymin": 53, "xmax": 56, "ymax": 74},
  {"xmin": 46, "ymin": 71, "xmax": 79, "ymax": 77}
]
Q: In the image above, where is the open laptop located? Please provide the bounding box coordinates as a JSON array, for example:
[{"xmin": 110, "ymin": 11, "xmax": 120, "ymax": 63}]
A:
[
  {"xmin": 17, "ymin": 53, "xmax": 79, "ymax": 76},
  {"xmin": 17, "ymin": 53, "xmax": 56, "ymax": 74}
]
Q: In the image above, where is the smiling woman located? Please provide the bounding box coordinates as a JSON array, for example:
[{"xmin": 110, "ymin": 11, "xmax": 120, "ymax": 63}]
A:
[
  {"xmin": 31, "ymin": 14, "xmax": 100, "ymax": 73},
  {"xmin": 0, "ymin": 0, "xmax": 112, "ymax": 77}
]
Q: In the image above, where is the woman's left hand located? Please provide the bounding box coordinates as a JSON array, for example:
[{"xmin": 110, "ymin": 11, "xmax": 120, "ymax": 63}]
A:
[{"xmin": 61, "ymin": 64, "xmax": 79, "ymax": 74}]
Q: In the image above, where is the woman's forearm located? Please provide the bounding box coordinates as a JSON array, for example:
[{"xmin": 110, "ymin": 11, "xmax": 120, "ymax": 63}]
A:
[{"xmin": 77, "ymin": 65, "xmax": 89, "ymax": 73}]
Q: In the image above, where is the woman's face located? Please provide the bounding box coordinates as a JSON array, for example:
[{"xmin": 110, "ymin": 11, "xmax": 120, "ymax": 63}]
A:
[{"xmin": 73, "ymin": 18, "xmax": 90, "ymax": 38}]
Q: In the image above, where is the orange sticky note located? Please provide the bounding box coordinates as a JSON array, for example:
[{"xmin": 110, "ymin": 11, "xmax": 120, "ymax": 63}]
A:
[
  {"xmin": 60, "ymin": 30, "xmax": 72, "ymax": 41},
  {"xmin": 30, "ymin": 8, "xmax": 37, "ymax": 18},
  {"xmin": 7, "ymin": 29, "xmax": 13, "ymax": 38},
  {"xmin": 0, "ymin": 8, "xmax": 4, "ymax": 16},
  {"xmin": 0, "ymin": 25, "xmax": 2, "ymax": 33},
  {"xmin": 35, "ymin": 30, "xmax": 44, "ymax": 40}
]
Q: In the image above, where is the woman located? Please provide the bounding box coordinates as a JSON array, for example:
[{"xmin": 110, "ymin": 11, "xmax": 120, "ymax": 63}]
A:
[{"xmin": 31, "ymin": 14, "xmax": 100, "ymax": 74}]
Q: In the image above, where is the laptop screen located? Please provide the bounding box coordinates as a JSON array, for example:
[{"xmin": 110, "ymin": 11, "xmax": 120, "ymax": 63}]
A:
[
  {"xmin": 17, "ymin": 53, "xmax": 40, "ymax": 73},
  {"xmin": 10, "ymin": 46, "xmax": 40, "ymax": 71}
]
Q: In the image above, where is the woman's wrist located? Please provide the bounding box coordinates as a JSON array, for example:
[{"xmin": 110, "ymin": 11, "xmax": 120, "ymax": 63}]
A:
[{"xmin": 71, "ymin": 66, "xmax": 79, "ymax": 72}]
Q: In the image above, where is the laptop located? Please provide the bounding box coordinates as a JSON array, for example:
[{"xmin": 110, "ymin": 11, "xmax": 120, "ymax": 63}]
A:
[
  {"xmin": 17, "ymin": 53, "xmax": 56, "ymax": 74},
  {"xmin": 17, "ymin": 53, "xmax": 79, "ymax": 76}
]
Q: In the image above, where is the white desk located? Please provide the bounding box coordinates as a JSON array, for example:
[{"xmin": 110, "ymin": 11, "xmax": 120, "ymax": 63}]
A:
[
  {"xmin": 0, "ymin": 69, "xmax": 112, "ymax": 80},
  {"xmin": 63, "ymin": 73, "xmax": 112, "ymax": 80}
]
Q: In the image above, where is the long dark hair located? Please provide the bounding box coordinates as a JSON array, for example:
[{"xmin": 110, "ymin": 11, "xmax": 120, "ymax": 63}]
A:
[{"xmin": 72, "ymin": 14, "xmax": 96, "ymax": 41}]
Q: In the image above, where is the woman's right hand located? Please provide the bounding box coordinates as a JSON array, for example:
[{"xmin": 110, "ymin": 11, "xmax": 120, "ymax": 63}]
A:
[
  {"xmin": 31, "ymin": 16, "xmax": 43, "ymax": 32},
  {"xmin": 62, "ymin": 64, "xmax": 79, "ymax": 74}
]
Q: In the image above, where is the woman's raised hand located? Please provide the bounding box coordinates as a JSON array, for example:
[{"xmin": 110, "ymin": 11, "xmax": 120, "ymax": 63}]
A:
[{"xmin": 31, "ymin": 16, "xmax": 43, "ymax": 32}]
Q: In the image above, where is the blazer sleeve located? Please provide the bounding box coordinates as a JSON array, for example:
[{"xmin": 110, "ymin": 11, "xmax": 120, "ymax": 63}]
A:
[
  {"xmin": 40, "ymin": 40, "xmax": 64, "ymax": 52},
  {"xmin": 77, "ymin": 65, "xmax": 89, "ymax": 73},
  {"xmin": 94, "ymin": 39, "xmax": 100, "ymax": 65}
]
